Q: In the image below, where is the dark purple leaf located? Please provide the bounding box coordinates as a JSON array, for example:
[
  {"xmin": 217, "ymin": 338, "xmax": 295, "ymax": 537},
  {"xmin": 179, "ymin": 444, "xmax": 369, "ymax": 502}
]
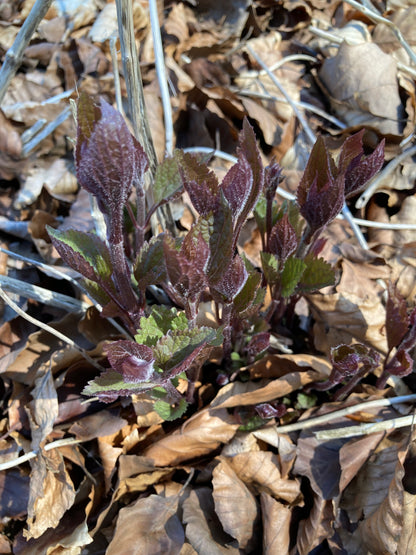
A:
[
  {"xmin": 343, "ymin": 140, "xmax": 385, "ymax": 199},
  {"xmin": 245, "ymin": 332, "xmax": 270, "ymax": 358},
  {"xmin": 386, "ymin": 283, "xmax": 409, "ymax": 352},
  {"xmin": 298, "ymin": 173, "xmax": 345, "ymax": 236},
  {"xmin": 207, "ymin": 194, "xmax": 234, "ymax": 285},
  {"xmin": 179, "ymin": 152, "xmax": 220, "ymax": 216},
  {"xmin": 385, "ymin": 349, "xmax": 413, "ymax": 377},
  {"xmin": 75, "ymin": 96, "xmax": 148, "ymax": 243},
  {"xmin": 255, "ymin": 402, "xmax": 286, "ymax": 419},
  {"xmin": 233, "ymin": 269, "xmax": 263, "ymax": 314},
  {"xmin": 211, "ymin": 254, "xmax": 248, "ymax": 303},
  {"xmin": 337, "ymin": 130, "xmax": 366, "ymax": 175},
  {"xmin": 105, "ymin": 340, "xmax": 155, "ymax": 383},
  {"xmin": 399, "ymin": 306, "xmax": 416, "ymax": 353},
  {"xmin": 222, "ymin": 119, "xmax": 264, "ymax": 245},
  {"xmin": 297, "ymin": 136, "xmax": 337, "ymax": 208},
  {"xmin": 268, "ymin": 213, "xmax": 298, "ymax": 261},
  {"xmin": 264, "ymin": 160, "xmax": 283, "ymax": 199}
]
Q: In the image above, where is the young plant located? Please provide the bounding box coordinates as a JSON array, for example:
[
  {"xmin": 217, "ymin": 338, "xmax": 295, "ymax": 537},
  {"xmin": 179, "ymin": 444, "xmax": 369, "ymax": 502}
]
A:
[{"xmin": 47, "ymin": 94, "xmax": 385, "ymax": 419}]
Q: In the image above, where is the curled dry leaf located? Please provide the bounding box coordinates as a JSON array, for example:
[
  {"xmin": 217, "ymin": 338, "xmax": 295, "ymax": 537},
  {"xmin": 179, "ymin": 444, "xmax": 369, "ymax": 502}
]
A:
[
  {"xmin": 227, "ymin": 451, "xmax": 301, "ymax": 504},
  {"xmin": 144, "ymin": 409, "xmax": 239, "ymax": 466},
  {"xmin": 212, "ymin": 457, "xmax": 259, "ymax": 551},
  {"xmin": 260, "ymin": 493, "xmax": 291, "ymax": 555},
  {"xmin": 182, "ymin": 487, "xmax": 239, "ymax": 554},
  {"xmin": 357, "ymin": 444, "xmax": 413, "ymax": 554},
  {"xmin": 319, "ymin": 42, "xmax": 404, "ymax": 135},
  {"xmin": 106, "ymin": 494, "xmax": 184, "ymax": 555},
  {"xmin": 296, "ymin": 495, "xmax": 335, "ymax": 555},
  {"xmin": 307, "ymin": 291, "xmax": 387, "ymax": 355}
]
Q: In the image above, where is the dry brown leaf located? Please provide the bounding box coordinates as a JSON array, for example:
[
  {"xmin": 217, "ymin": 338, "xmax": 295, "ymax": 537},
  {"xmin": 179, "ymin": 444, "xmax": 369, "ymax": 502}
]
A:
[
  {"xmin": 252, "ymin": 429, "xmax": 297, "ymax": 479},
  {"xmin": 212, "ymin": 457, "xmax": 259, "ymax": 551},
  {"xmin": 357, "ymin": 444, "xmax": 410, "ymax": 554},
  {"xmin": 341, "ymin": 435, "xmax": 404, "ymax": 523},
  {"xmin": 296, "ymin": 495, "xmax": 335, "ymax": 555},
  {"xmin": 319, "ymin": 42, "xmax": 404, "ymax": 135},
  {"xmin": 260, "ymin": 493, "xmax": 291, "ymax": 555},
  {"xmin": 25, "ymin": 449, "xmax": 76, "ymax": 540},
  {"xmin": 106, "ymin": 494, "xmax": 184, "ymax": 555},
  {"xmin": 68, "ymin": 410, "xmax": 127, "ymax": 441},
  {"xmin": 0, "ymin": 110, "xmax": 22, "ymax": 158},
  {"xmin": 209, "ymin": 370, "xmax": 322, "ymax": 410},
  {"xmin": 307, "ymin": 291, "xmax": 387, "ymax": 355},
  {"xmin": 182, "ymin": 487, "xmax": 239, "ymax": 554},
  {"xmin": 227, "ymin": 451, "xmax": 302, "ymax": 504},
  {"xmin": 144, "ymin": 408, "xmax": 239, "ymax": 466}
]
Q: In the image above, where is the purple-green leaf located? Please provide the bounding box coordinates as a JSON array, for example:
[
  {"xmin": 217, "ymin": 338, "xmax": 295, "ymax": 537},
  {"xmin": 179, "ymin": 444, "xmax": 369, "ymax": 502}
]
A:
[
  {"xmin": 105, "ymin": 340, "xmax": 156, "ymax": 383},
  {"xmin": 47, "ymin": 226, "xmax": 113, "ymax": 282},
  {"xmin": 75, "ymin": 96, "xmax": 148, "ymax": 243},
  {"xmin": 179, "ymin": 152, "xmax": 220, "ymax": 216},
  {"xmin": 134, "ymin": 235, "xmax": 167, "ymax": 291},
  {"xmin": 153, "ymin": 152, "xmax": 184, "ymax": 205},
  {"xmin": 296, "ymin": 254, "xmax": 335, "ymax": 293},
  {"xmin": 268, "ymin": 213, "xmax": 298, "ymax": 261},
  {"xmin": 386, "ymin": 283, "xmax": 410, "ymax": 352}
]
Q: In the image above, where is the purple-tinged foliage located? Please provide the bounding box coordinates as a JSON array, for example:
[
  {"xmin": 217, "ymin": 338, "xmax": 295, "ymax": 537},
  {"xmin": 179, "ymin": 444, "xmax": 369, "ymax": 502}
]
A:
[
  {"xmin": 245, "ymin": 332, "xmax": 270, "ymax": 362},
  {"xmin": 376, "ymin": 285, "xmax": 416, "ymax": 387},
  {"xmin": 338, "ymin": 130, "xmax": 385, "ymax": 199},
  {"xmin": 47, "ymin": 227, "xmax": 113, "ymax": 283},
  {"xmin": 211, "ymin": 254, "xmax": 248, "ymax": 303},
  {"xmin": 385, "ymin": 283, "xmax": 412, "ymax": 352},
  {"xmin": 75, "ymin": 94, "xmax": 148, "ymax": 243},
  {"xmin": 180, "ymin": 152, "xmax": 220, "ymax": 216},
  {"xmin": 105, "ymin": 341, "xmax": 155, "ymax": 383},
  {"xmin": 311, "ymin": 344, "xmax": 381, "ymax": 398},
  {"xmin": 297, "ymin": 131, "xmax": 384, "ymax": 239},
  {"xmin": 255, "ymin": 402, "xmax": 286, "ymax": 419},
  {"xmin": 264, "ymin": 160, "xmax": 283, "ymax": 200},
  {"xmin": 268, "ymin": 213, "xmax": 298, "ymax": 261}
]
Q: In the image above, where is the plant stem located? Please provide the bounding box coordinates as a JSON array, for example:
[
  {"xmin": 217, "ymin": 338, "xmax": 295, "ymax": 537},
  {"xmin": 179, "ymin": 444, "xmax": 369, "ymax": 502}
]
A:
[{"xmin": 222, "ymin": 303, "xmax": 234, "ymax": 367}]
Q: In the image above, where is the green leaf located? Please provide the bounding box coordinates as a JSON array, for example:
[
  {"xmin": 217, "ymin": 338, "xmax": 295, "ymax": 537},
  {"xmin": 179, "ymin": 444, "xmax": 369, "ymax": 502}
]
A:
[
  {"xmin": 153, "ymin": 326, "xmax": 219, "ymax": 371},
  {"xmin": 297, "ymin": 255, "xmax": 335, "ymax": 293},
  {"xmin": 82, "ymin": 369, "xmax": 158, "ymax": 401},
  {"xmin": 135, "ymin": 306, "xmax": 189, "ymax": 347},
  {"xmin": 47, "ymin": 227, "xmax": 113, "ymax": 282},
  {"xmin": 233, "ymin": 269, "xmax": 262, "ymax": 314},
  {"xmin": 260, "ymin": 252, "xmax": 280, "ymax": 285},
  {"xmin": 133, "ymin": 235, "xmax": 167, "ymax": 291},
  {"xmin": 295, "ymin": 392, "xmax": 318, "ymax": 409},
  {"xmin": 153, "ymin": 152, "xmax": 184, "ymax": 205},
  {"xmin": 254, "ymin": 194, "xmax": 267, "ymax": 236},
  {"xmin": 153, "ymin": 398, "xmax": 188, "ymax": 421},
  {"xmin": 280, "ymin": 257, "xmax": 306, "ymax": 298}
]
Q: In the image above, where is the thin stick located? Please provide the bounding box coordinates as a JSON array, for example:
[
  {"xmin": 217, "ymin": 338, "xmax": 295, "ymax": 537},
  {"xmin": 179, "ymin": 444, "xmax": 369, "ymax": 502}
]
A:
[
  {"xmin": 0, "ymin": 286, "xmax": 104, "ymax": 371},
  {"xmin": 315, "ymin": 413, "xmax": 416, "ymax": 440},
  {"xmin": 115, "ymin": 0, "xmax": 157, "ymax": 175},
  {"xmin": 0, "ymin": 275, "xmax": 90, "ymax": 313},
  {"xmin": 254, "ymin": 394, "xmax": 416, "ymax": 437},
  {"xmin": 0, "ymin": 437, "xmax": 87, "ymax": 472},
  {"xmin": 21, "ymin": 106, "xmax": 71, "ymax": 157},
  {"xmin": 148, "ymin": 0, "xmax": 174, "ymax": 155},
  {"xmin": 0, "ymin": 0, "xmax": 54, "ymax": 105},
  {"xmin": 233, "ymin": 87, "xmax": 347, "ymax": 129}
]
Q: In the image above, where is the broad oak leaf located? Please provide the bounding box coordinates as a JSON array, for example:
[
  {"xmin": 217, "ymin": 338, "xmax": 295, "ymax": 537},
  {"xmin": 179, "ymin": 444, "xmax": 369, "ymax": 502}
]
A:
[
  {"xmin": 105, "ymin": 340, "xmax": 155, "ymax": 383},
  {"xmin": 75, "ymin": 93, "xmax": 149, "ymax": 243}
]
